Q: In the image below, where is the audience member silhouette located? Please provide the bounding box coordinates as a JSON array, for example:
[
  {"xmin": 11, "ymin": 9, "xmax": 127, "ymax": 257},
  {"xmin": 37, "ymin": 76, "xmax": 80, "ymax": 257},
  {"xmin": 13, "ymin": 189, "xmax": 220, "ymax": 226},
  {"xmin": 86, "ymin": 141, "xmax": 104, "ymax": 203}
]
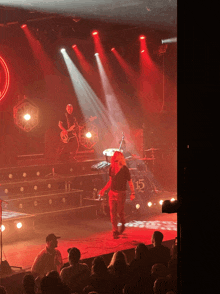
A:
[
  {"xmin": 107, "ymin": 251, "xmax": 129, "ymax": 294},
  {"xmin": 87, "ymin": 256, "xmax": 113, "ymax": 294},
  {"xmin": 149, "ymin": 231, "xmax": 171, "ymax": 267},
  {"xmin": 153, "ymin": 277, "xmax": 170, "ymax": 294},
  {"xmin": 22, "ymin": 274, "xmax": 36, "ymax": 294},
  {"xmin": 60, "ymin": 247, "xmax": 90, "ymax": 294},
  {"xmin": 128, "ymin": 243, "xmax": 152, "ymax": 293},
  {"xmin": 0, "ymin": 286, "xmax": 7, "ymax": 294}
]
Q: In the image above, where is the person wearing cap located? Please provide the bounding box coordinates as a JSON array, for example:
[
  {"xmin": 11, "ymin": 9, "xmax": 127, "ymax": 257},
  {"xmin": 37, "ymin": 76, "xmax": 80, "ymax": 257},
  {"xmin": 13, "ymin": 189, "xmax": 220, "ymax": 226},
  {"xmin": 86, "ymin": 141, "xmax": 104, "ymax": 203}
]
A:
[
  {"xmin": 60, "ymin": 247, "xmax": 90, "ymax": 293},
  {"xmin": 31, "ymin": 234, "xmax": 63, "ymax": 280}
]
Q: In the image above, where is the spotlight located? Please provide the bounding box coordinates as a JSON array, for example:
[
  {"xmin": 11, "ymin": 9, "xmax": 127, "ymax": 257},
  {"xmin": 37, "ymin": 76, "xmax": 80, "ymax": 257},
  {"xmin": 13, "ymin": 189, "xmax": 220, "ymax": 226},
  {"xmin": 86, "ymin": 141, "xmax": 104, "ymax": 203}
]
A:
[
  {"xmin": 85, "ymin": 132, "xmax": 92, "ymax": 138},
  {"xmin": 92, "ymin": 31, "xmax": 98, "ymax": 36},
  {"xmin": 94, "ymin": 53, "xmax": 99, "ymax": 56},
  {"xmin": 23, "ymin": 113, "xmax": 31, "ymax": 121},
  {"xmin": 141, "ymin": 50, "xmax": 145, "ymax": 53},
  {"xmin": 140, "ymin": 35, "xmax": 145, "ymax": 40},
  {"xmin": 21, "ymin": 24, "xmax": 27, "ymax": 29},
  {"xmin": 159, "ymin": 200, "xmax": 164, "ymax": 205},
  {"xmin": 170, "ymin": 198, "xmax": 175, "ymax": 202},
  {"xmin": 72, "ymin": 45, "xmax": 76, "ymax": 49},
  {"xmin": 147, "ymin": 202, "xmax": 152, "ymax": 207},
  {"xmin": 136, "ymin": 204, "xmax": 140, "ymax": 210},
  {"xmin": 16, "ymin": 222, "xmax": 22, "ymax": 229},
  {"xmin": 1, "ymin": 225, "xmax": 5, "ymax": 232},
  {"xmin": 60, "ymin": 48, "xmax": 66, "ymax": 53},
  {"xmin": 111, "ymin": 48, "xmax": 115, "ymax": 51}
]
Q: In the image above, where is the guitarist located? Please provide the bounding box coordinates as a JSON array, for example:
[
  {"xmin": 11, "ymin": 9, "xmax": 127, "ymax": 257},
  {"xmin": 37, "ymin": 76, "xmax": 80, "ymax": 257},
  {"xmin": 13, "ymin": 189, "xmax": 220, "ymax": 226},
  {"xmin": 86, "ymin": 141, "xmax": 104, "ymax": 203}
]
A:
[{"xmin": 57, "ymin": 104, "xmax": 79, "ymax": 162}]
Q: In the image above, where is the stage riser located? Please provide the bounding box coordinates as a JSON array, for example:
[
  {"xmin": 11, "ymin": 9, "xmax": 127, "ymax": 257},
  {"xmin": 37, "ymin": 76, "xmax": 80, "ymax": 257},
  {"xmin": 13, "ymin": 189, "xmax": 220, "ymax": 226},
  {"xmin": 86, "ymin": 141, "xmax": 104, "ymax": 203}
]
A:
[{"xmin": 0, "ymin": 160, "xmax": 103, "ymax": 182}]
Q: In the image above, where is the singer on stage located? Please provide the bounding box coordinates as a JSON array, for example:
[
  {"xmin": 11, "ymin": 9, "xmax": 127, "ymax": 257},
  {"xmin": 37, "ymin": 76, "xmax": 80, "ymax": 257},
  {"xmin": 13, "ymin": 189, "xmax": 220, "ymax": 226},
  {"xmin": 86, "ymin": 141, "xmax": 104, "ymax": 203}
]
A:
[{"xmin": 99, "ymin": 151, "xmax": 135, "ymax": 239}]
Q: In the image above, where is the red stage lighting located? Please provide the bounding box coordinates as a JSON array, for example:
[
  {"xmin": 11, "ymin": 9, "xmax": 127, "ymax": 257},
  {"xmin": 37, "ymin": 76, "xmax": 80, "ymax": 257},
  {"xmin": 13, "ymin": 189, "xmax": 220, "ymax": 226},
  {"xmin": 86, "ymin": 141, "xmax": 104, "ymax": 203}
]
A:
[
  {"xmin": 21, "ymin": 24, "xmax": 27, "ymax": 29},
  {"xmin": 92, "ymin": 31, "xmax": 98, "ymax": 36},
  {"xmin": 141, "ymin": 50, "xmax": 145, "ymax": 53},
  {"xmin": 72, "ymin": 45, "xmax": 77, "ymax": 49},
  {"xmin": 111, "ymin": 48, "xmax": 115, "ymax": 51},
  {"xmin": 140, "ymin": 35, "xmax": 145, "ymax": 40}
]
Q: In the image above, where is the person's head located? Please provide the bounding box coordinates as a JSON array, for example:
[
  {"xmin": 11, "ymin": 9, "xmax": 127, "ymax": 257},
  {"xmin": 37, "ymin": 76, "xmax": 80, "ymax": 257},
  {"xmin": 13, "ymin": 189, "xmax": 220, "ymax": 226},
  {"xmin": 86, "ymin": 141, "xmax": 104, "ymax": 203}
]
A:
[
  {"xmin": 46, "ymin": 234, "xmax": 60, "ymax": 250},
  {"xmin": 111, "ymin": 151, "xmax": 126, "ymax": 169},
  {"xmin": 151, "ymin": 263, "xmax": 168, "ymax": 278},
  {"xmin": 108, "ymin": 251, "xmax": 128, "ymax": 268},
  {"xmin": 68, "ymin": 247, "xmax": 81, "ymax": 264},
  {"xmin": 0, "ymin": 286, "xmax": 7, "ymax": 294},
  {"xmin": 23, "ymin": 274, "xmax": 35, "ymax": 293},
  {"xmin": 153, "ymin": 278, "xmax": 169, "ymax": 294},
  {"xmin": 66, "ymin": 104, "xmax": 73, "ymax": 114},
  {"xmin": 135, "ymin": 243, "xmax": 149, "ymax": 260},
  {"xmin": 152, "ymin": 231, "xmax": 163, "ymax": 246},
  {"xmin": 91, "ymin": 256, "xmax": 107, "ymax": 275}
]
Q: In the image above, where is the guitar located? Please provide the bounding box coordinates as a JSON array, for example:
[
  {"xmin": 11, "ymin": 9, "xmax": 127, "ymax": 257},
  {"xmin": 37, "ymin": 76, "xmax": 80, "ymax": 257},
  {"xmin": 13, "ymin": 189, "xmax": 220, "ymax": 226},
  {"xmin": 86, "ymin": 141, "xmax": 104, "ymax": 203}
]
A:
[{"xmin": 60, "ymin": 116, "xmax": 97, "ymax": 143}]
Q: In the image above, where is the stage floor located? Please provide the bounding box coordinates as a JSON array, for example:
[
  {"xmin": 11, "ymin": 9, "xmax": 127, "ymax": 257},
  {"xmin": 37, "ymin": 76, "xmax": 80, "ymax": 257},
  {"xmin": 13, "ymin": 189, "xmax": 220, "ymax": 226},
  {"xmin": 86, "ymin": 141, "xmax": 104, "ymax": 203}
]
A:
[{"xmin": 2, "ymin": 212, "xmax": 177, "ymax": 271}]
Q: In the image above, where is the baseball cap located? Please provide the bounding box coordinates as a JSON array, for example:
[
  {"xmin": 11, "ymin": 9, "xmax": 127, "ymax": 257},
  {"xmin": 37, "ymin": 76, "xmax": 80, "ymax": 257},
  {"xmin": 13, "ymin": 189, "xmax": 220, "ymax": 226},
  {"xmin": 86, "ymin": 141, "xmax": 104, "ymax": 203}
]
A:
[{"xmin": 46, "ymin": 233, "xmax": 61, "ymax": 242}]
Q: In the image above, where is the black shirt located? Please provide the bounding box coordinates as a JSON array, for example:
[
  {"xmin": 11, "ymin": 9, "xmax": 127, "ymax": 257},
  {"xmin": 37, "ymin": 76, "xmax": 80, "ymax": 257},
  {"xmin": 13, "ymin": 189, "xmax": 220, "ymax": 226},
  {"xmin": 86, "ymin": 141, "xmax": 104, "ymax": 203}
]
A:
[
  {"xmin": 61, "ymin": 113, "xmax": 77, "ymax": 130},
  {"xmin": 109, "ymin": 165, "xmax": 131, "ymax": 191}
]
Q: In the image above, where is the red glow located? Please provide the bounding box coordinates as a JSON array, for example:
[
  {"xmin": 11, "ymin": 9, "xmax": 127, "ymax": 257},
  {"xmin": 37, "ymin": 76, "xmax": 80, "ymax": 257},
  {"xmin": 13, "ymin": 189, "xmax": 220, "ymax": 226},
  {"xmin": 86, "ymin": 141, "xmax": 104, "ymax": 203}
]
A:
[
  {"xmin": 21, "ymin": 24, "xmax": 27, "ymax": 29},
  {"xmin": 111, "ymin": 48, "xmax": 115, "ymax": 51},
  {"xmin": 140, "ymin": 35, "xmax": 145, "ymax": 40},
  {"xmin": 73, "ymin": 45, "xmax": 93, "ymax": 73},
  {"xmin": 92, "ymin": 31, "xmax": 98, "ymax": 36},
  {"xmin": 0, "ymin": 55, "xmax": 10, "ymax": 102},
  {"xmin": 141, "ymin": 50, "xmax": 145, "ymax": 53},
  {"xmin": 72, "ymin": 45, "xmax": 77, "ymax": 49}
]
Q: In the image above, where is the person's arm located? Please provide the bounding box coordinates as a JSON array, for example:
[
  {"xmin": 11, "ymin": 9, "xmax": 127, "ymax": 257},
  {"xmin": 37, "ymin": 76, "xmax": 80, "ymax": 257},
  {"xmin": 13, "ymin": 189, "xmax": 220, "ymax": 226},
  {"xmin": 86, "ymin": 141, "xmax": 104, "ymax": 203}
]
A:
[
  {"xmin": 99, "ymin": 177, "xmax": 112, "ymax": 197},
  {"xmin": 128, "ymin": 179, "xmax": 135, "ymax": 200},
  {"xmin": 58, "ymin": 121, "xmax": 67, "ymax": 133}
]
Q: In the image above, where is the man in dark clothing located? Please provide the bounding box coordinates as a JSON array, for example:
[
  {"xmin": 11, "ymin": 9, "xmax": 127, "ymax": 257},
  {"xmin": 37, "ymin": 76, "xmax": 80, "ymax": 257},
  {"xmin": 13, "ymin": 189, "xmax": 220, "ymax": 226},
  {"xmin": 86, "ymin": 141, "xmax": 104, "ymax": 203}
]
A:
[
  {"xmin": 149, "ymin": 231, "xmax": 171, "ymax": 267},
  {"xmin": 57, "ymin": 104, "xmax": 79, "ymax": 161}
]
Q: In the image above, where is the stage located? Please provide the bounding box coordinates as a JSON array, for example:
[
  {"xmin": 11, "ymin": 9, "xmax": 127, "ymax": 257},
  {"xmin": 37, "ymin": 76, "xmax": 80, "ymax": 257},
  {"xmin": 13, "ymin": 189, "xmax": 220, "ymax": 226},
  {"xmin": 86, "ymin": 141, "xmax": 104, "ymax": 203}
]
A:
[{"xmin": 2, "ymin": 211, "xmax": 177, "ymax": 272}]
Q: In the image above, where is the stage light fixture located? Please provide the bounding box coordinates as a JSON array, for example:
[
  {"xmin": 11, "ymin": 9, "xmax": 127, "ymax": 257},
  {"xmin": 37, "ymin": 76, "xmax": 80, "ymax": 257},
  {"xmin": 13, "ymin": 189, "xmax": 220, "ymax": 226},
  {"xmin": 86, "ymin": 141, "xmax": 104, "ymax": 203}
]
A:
[
  {"xmin": 136, "ymin": 204, "xmax": 140, "ymax": 210},
  {"xmin": 8, "ymin": 174, "xmax": 13, "ymax": 179},
  {"xmin": 147, "ymin": 202, "xmax": 152, "ymax": 207},
  {"xmin": 92, "ymin": 31, "xmax": 98, "ymax": 36},
  {"xmin": 16, "ymin": 222, "xmax": 22, "ymax": 229},
  {"xmin": 111, "ymin": 48, "xmax": 115, "ymax": 51},
  {"xmin": 159, "ymin": 200, "xmax": 164, "ymax": 205},
  {"xmin": 60, "ymin": 48, "xmax": 66, "ymax": 53},
  {"xmin": 141, "ymin": 50, "xmax": 145, "ymax": 53},
  {"xmin": 13, "ymin": 97, "xmax": 39, "ymax": 132},
  {"xmin": 170, "ymin": 198, "xmax": 175, "ymax": 202},
  {"xmin": 21, "ymin": 24, "xmax": 27, "ymax": 29},
  {"xmin": 1, "ymin": 225, "xmax": 5, "ymax": 232},
  {"xmin": 85, "ymin": 131, "xmax": 92, "ymax": 138},
  {"xmin": 140, "ymin": 35, "xmax": 145, "ymax": 40},
  {"xmin": 23, "ymin": 172, "xmax": 27, "ymax": 177},
  {"xmin": 94, "ymin": 53, "xmax": 99, "ymax": 56},
  {"xmin": 23, "ymin": 113, "xmax": 31, "ymax": 121},
  {"xmin": 36, "ymin": 171, "xmax": 40, "ymax": 176},
  {"xmin": 20, "ymin": 187, "xmax": 24, "ymax": 192}
]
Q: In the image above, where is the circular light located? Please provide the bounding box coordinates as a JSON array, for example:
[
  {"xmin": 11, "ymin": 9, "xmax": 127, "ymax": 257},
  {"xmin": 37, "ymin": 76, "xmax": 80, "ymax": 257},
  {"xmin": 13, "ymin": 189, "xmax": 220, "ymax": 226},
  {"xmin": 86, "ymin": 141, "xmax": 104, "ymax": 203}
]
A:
[
  {"xmin": 85, "ymin": 132, "xmax": 92, "ymax": 138},
  {"xmin": 92, "ymin": 31, "xmax": 98, "ymax": 36},
  {"xmin": 72, "ymin": 45, "xmax": 76, "ymax": 48},
  {"xmin": 4, "ymin": 189, "xmax": 8, "ymax": 194},
  {"xmin": 21, "ymin": 24, "xmax": 27, "ymax": 29},
  {"xmin": 16, "ymin": 222, "xmax": 22, "ymax": 229},
  {"xmin": 20, "ymin": 187, "xmax": 24, "ymax": 192},
  {"xmin": 147, "ymin": 202, "xmax": 152, "ymax": 207},
  {"xmin": 136, "ymin": 204, "xmax": 140, "ymax": 210},
  {"xmin": 70, "ymin": 168, "xmax": 73, "ymax": 172},
  {"xmin": 94, "ymin": 53, "xmax": 99, "ymax": 56},
  {"xmin": 34, "ymin": 201, "xmax": 38, "ymax": 206},
  {"xmin": 49, "ymin": 199, "xmax": 52, "ymax": 205},
  {"xmin": 48, "ymin": 184, "xmax": 51, "ymax": 188},
  {"xmin": 0, "ymin": 55, "xmax": 10, "ymax": 102},
  {"xmin": 141, "ymin": 50, "xmax": 145, "ymax": 53},
  {"xmin": 23, "ymin": 113, "xmax": 31, "ymax": 121},
  {"xmin": 111, "ymin": 48, "xmax": 115, "ymax": 51},
  {"xmin": 19, "ymin": 203, "xmax": 23, "ymax": 209},
  {"xmin": 140, "ymin": 35, "xmax": 145, "ymax": 40},
  {"xmin": 1, "ymin": 225, "xmax": 5, "ymax": 232},
  {"xmin": 36, "ymin": 171, "xmax": 40, "ymax": 176},
  {"xmin": 171, "ymin": 198, "xmax": 175, "ymax": 202},
  {"xmin": 60, "ymin": 48, "xmax": 66, "ymax": 53},
  {"xmin": 23, "ymin": 172, "xmax": 27, "ymax": 177},
  {"xmin": 159, "ymin": 200, "xmax": 163, "ymax": 205},
  {"xmin": 8, "ymin": 174, "xmax": 13, "ymax": 179},
  {"xmin": 34, "ymin": 185, "xmax": 38, "ymax": 190},
  {"xmin": 62, "ymin": 198, "xmax": 66, "ymax": 203}
]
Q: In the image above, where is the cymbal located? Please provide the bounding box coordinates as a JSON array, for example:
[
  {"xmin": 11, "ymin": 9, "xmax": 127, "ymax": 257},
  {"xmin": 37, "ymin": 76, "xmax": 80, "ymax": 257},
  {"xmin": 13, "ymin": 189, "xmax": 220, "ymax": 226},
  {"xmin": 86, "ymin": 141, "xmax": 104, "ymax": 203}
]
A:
[{"xmin": 103, "ymin": 148, "xmax": 123, "ymax": 157}]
